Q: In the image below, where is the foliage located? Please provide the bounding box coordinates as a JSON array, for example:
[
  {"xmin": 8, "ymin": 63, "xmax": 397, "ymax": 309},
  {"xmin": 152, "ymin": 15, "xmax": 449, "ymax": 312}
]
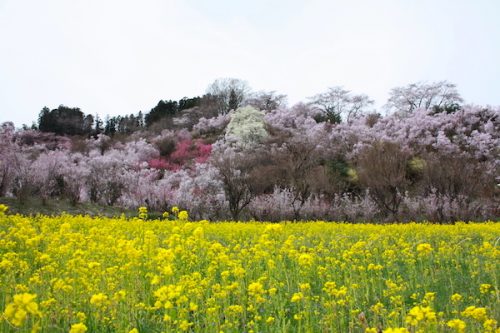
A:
[
  {"xmin": 104, "ymin": 112, "xmax": 144, "ymax": 135},
  {"xmin": 143, "ymin": 97, "xmax": 202, "ymax": 127},
  {"xmin": 38, "ymin": 105, "xmax": 88, "ymax": 136}
]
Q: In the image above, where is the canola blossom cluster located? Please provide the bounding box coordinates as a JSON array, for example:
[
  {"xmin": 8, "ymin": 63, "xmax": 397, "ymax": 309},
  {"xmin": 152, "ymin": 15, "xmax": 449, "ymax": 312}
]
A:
[{"xmin": 0, "ymin": 210, "xmax": 498, "ymax": 332}]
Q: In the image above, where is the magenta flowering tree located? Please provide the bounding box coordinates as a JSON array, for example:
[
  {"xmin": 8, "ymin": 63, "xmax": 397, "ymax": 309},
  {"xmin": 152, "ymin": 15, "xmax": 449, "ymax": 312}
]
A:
[
  {"xmin": 149, "ymin": 138, "xmax": 212, "ymax": 171},
  {"xmin": 148, "ymin": 158, "xmax": 176, "ymax": 171}
]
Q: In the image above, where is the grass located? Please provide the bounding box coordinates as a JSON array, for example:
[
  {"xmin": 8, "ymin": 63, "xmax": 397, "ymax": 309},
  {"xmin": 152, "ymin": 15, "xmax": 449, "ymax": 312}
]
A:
[{"xmin": 0, "ymin": 197, "xmax": 137, "ymax": 217}]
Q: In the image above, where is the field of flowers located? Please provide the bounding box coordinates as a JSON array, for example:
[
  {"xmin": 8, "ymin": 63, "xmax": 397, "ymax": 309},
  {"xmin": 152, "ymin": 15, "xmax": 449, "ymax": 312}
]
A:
[{"xmin": 0, "ymin": 206, "xmax": 498, "ymax": 333}]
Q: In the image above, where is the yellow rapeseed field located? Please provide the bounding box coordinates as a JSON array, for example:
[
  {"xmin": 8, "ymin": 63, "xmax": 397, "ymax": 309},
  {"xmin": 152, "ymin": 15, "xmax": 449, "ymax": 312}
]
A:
[{"xmin": 0, "ymin": 206, "xmax": 498, "ymax": 332}]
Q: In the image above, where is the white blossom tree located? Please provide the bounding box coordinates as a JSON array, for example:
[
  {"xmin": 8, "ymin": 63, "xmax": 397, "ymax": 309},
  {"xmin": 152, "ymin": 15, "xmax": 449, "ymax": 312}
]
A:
[
  {"xmin": 225, "ymin": 106, "xmax": 267, "ymax": 147},
  {"xmin": 308, "ymin": 86, "xmax": 374, "ymax": 124},
  {"xmin": 385, "ymin": 81, "xmax": 463, "ymax": 115}
]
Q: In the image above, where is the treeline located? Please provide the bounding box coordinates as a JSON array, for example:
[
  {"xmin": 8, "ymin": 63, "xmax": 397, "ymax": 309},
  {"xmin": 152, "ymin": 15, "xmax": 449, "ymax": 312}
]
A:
[
  {"xmin": 36, "ymin": 99, "xmax": 190, "ymax": 137},
  {"xmin": 34, "ymin": 79, "xmax": 253, "ymax": 137},
  {"xmin": 1, "ymin": 79, "xmax": 498, "ymax": 222}
]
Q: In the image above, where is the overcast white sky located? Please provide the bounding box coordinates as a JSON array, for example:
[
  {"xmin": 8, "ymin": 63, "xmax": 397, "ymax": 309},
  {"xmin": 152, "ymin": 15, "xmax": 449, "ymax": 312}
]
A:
[{"xmin": 1, "ymin": 0, "xmax": 499, "ymax": 127}]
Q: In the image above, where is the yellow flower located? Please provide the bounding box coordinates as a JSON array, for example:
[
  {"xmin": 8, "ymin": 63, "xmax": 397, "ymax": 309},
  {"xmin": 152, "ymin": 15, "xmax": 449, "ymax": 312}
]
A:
[
  {"xmin": 461, "ymin": 306, "xmax": 487, "ymax": 322},
  {"xmin": 3, "ymin": 293, "xmax": 41, "ymax": 327},
  {"xmin": 248, "ymin": 281, "xmax": 266, "ymax": 303},
  {"xmin": 383, "ymin": 328, "xmax": 409, "ymax": 333},
  {"xmin": 248, "ymin": 282, "xmax": 265, "ymax": 295},
  {"xmin": 416, "ymin": 243, "xmax": 433, "ymax": 255},
  {"xmin": 266, "ymin": 316, "xmax": 275, "ymax": 324},
  {"xmin": 299, "ymin": 283, "xmax": 311, "ymax": 292},
  {"xmin": 450, "ymin": 293, "xmax": 462, "ymax": 303},
  {"xmin": 367, "ymin": 263, "xmax": 384, "ymax": 271},
  {"xmin": 178, "ymin": 320, "xmax": 192, "ymax": 331},
  {"xmin": 227, "ymin": 305, "xmax": 243, "ymax": 315},
  {"xmin": 447, "ymin": 319, "xmax": 466, "ymax": 332},
  {"xmin": 189, "ymin": 302, "xmax": 198, "ymax": 311},
  {"xmin": 171, "ymin": 206, "xmax": 180, "ymax": 214},
  {"xmin": 291, "ymin": 292, "xmax": 303, "ymax": 302},
  {"xmin": 347, "ymin": 168, "xmax": 358, "ymax": 182},
  {"xmin": 90, "ymin": 293, "xmax": 108, "ymax": 307},
  {"xmin": 480, "ymin": 283, "xmax": 492, "ymax": 294},
  {"xmin": 76, "ymin": 312, "xmax": 86, "ymax": 322},
  {"xmin": 69, "ymin": 323, "xmax": 88, "ymax": 333},
  {"xmin": 151, "ymin": 275, "xmax": 160, "ymax": 285},
  {"xmin": 405, "ymin": 305, "xmax": 436, "ymax": 326},
  {"xmin": 138, "ymin": 206, "xmax": 148, "ymax": 220},
  {"xmin": 113, "ymin": 290, "xmax": 127, "ymax": 301},
  {"xmin": 371, "ymin": 302, "xmax": 385, "ymax": 314},
  {"xmin": 298, "ymin": 253, "xmax": 313, "ymax": 267},
  {"xmin": 365, "ymin": 328, "xmax": 378, "ymax": 333},
  {"xmin": 178, "ymin": 210, "xmax": 189, "ymax": 221},
  {"xmin": 423, "ymin": 292, "xmax": 435, "ymax": 303},
  {"xmin": 129, "ymin": 329, "xmax": 139, "ymax": 333},
  {"xmin": 483, "ymin": 319, "xmax": 498, "ymax": 332},
  {"xmin": 0, "ymin": 204, "xmax": 8, "ymax": 214},
  {"xmin": 193, "ymin": 227, "xmax": 204, "ymax": 239}
]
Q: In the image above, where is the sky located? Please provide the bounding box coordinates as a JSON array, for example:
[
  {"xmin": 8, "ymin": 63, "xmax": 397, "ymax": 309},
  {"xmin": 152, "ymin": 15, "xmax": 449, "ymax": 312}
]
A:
[{"xmin": 1, "ymin": 0, "xmax": 499, "ymax": 127}]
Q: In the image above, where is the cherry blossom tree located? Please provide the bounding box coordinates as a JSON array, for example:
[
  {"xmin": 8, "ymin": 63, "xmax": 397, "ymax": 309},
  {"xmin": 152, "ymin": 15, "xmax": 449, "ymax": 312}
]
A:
[
  {"xmin": 211, "ymin": 141, "xmax": 260, "ymax": 220},
  {"xmin": 168, "ymin": 164, "xmax": 227, "ymax": 220},
  {"xmin": 246, "ymin": 91, "xmax": 287, "ymax": 112},
  {"xmin": 31, "ymin": 150, "xmax": 69, "ymax": 204},
  {"xmin": 308, "ymin": 86, "xmax": 374, "ymax": 124},
  {"xmin": 385, "ymin": 81, "xmax": 463, "ymax": 115},
  {"xmin": 0, "ymin": 122, "xmax": 18, "ymax": 196}
]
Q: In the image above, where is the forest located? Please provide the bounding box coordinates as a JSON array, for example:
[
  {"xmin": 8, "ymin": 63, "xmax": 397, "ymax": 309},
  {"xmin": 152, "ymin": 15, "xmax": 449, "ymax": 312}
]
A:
[{"xmin": 1, "ymin": 79, "xmax": 498, "ymax": 222}]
